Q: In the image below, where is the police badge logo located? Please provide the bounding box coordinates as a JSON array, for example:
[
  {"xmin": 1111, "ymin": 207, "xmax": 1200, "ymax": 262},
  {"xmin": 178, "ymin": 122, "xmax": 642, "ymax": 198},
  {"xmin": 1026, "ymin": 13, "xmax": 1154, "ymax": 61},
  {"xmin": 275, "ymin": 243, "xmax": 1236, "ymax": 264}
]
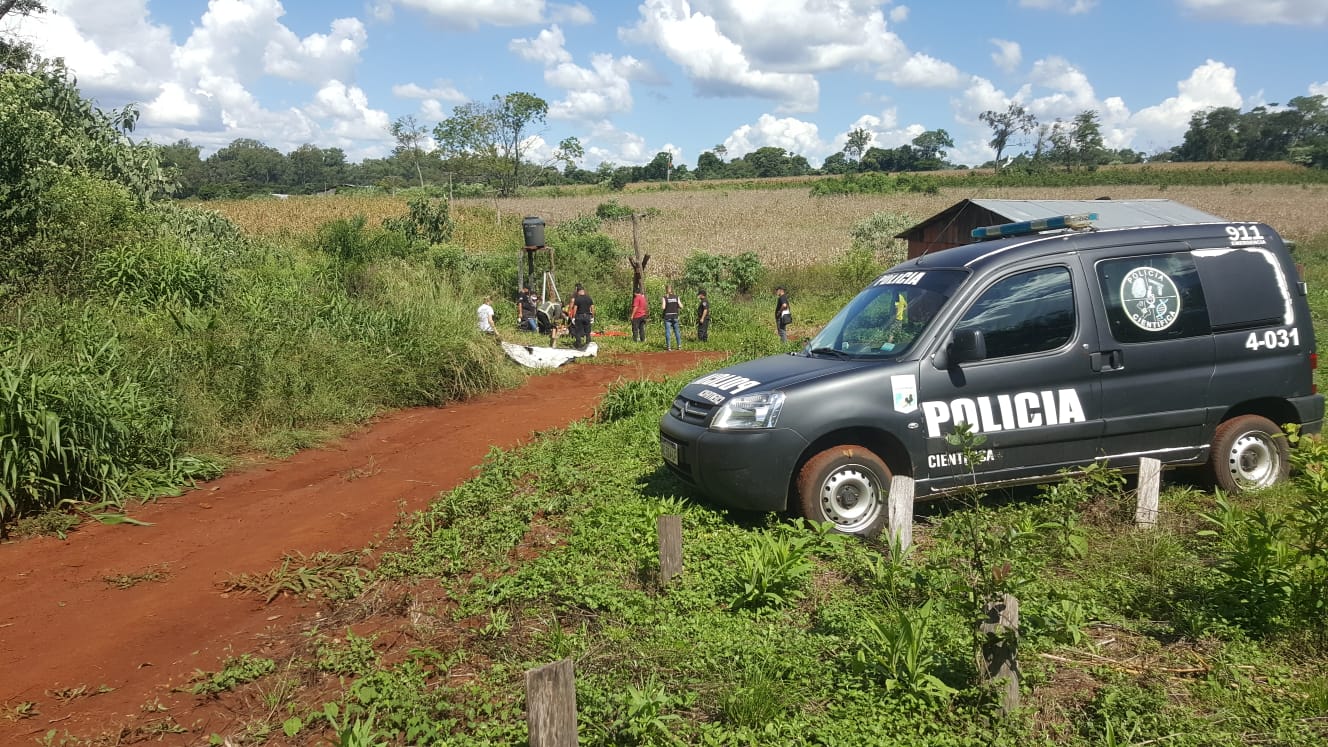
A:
[{"xmin": 1120, "ymin": 266, "xmax": 1181, "ymax": 331}]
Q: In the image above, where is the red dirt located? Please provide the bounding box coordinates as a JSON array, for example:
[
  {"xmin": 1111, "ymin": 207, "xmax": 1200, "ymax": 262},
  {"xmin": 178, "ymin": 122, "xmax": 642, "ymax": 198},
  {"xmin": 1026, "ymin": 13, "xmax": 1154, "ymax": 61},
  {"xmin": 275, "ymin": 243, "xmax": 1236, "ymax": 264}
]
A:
[{"xmin": 0, "ymin": 350, "xmax": 720, "ymax": 745}]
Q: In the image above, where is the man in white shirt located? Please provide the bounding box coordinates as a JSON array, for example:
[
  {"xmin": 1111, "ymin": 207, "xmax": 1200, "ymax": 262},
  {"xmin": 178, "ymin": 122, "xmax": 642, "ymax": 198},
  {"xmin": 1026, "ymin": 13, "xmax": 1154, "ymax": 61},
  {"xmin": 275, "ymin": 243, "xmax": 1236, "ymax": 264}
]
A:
[{"xmin": 477, "ymin": 296, "xmax": 496, "ymax": 334}]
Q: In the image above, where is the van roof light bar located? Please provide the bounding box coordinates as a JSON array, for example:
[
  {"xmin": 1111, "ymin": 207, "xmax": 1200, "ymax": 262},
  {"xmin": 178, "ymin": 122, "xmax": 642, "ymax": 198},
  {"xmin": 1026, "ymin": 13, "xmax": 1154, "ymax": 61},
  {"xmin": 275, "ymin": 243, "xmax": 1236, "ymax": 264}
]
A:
[{"xmin": 971, "ymin": 212, "xmax": 1098, "ymax": 241}]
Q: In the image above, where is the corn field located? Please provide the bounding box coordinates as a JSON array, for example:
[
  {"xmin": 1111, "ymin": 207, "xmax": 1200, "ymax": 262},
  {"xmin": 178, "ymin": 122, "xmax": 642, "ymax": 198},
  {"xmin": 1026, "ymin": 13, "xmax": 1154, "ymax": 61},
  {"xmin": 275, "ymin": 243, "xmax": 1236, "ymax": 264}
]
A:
[{"xmin": 209, "ymin": 183, "xmax": 1328, "ymax": 275}]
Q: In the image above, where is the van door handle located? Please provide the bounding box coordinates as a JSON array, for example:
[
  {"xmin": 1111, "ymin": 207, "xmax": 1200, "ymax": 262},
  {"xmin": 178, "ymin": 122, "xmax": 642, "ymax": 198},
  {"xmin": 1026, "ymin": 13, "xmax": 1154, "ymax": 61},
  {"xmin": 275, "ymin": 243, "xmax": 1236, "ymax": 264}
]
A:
[{"xmin": 1090, "ymin": 350, "xmax": 1124, "ymax": 372}]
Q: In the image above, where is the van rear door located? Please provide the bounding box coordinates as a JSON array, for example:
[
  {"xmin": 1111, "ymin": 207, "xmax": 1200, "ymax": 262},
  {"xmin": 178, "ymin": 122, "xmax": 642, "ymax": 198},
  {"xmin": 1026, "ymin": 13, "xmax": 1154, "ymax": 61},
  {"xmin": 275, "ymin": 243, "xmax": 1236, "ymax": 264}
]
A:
[{"xmin": 1082, "ymin": 244, "xmax": 1215, "ymax": 463}]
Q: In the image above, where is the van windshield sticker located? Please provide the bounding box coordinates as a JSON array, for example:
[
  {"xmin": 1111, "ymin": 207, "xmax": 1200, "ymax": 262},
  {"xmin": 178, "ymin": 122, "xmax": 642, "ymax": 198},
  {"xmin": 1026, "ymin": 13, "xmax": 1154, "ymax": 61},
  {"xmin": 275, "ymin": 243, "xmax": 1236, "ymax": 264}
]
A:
[
  {"xmin": 891, "ymin": 374, "xmax": 918, "ymax": 414},
  {"xmin": 922, "ymin": 388, "xmax": 1085, "ymax": 438},
  {"xmin": 1120, "ymin": 266, "xmax": 1181, "ymax": 331},
  {"xmin": 874, "ymin": 271, "xmax": 925, "ymax": 286},
  {"xmin": 691, "ymin": 372, "xmax": 762, "ymax": 395}
]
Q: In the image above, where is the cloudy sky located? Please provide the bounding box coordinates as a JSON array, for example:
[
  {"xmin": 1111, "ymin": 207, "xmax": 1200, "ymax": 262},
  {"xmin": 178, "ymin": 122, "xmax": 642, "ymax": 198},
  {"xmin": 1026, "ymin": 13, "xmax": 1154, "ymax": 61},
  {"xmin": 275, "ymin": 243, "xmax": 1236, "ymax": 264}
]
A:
[{"xmin": 5, "ymin": 0, "xmax": 1327, "ymax": 169}]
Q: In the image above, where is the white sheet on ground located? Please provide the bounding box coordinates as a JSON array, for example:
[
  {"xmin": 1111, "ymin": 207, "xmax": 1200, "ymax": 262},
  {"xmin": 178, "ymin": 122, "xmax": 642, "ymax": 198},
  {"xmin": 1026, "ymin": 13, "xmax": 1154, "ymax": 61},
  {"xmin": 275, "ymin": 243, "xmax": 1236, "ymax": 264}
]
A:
[{"xmin": 501, "ymin": 341, "xmax": 597, "ymax": 368}]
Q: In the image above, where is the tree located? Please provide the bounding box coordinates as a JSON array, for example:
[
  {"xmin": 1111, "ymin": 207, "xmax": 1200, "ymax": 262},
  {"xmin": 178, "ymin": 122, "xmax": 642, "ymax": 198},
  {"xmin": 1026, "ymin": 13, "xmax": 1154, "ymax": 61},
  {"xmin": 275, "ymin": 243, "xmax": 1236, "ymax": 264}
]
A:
[
  {"xmin": 843, "ymin": 127, "xmax": 872, "ymax": 168},
  {"xmin": 551, "ymin": 136, "xmax": 583, "ymax": 174},
  {"xmin": 911, "ymin": 129, "xmax": 955, "ymax": 170},
  {"xmin": 979, "ymin": 103, "xmax": 1037, "ymax": 173},
  {"xmin": 0, "ymin": 0, "xmax": 45, "ymax": 69},
  {"xmin": 643, "ymin": 151, "xmax": 672, "ymax": 181},
  {"xmin": 1069, "ymin": 110, "xmax": 1106, "ymax": 170},
  {"xmin": 695, "ymin": 150, "xmax": 725, "ymax": 179},
  {"xmin": 433, "ymin": 92, "xmax": 548, "ymax": 196},
  {"xmin": 205, "ymin": 138, "xmax": 289, "ymax": 194},
  {"xmin": 390, "ymin": 115, "xmax": 430, "ymax": 188},
  {"xmin": 820, "ymin": 151, "xmax": 851, "ymax": 175}
]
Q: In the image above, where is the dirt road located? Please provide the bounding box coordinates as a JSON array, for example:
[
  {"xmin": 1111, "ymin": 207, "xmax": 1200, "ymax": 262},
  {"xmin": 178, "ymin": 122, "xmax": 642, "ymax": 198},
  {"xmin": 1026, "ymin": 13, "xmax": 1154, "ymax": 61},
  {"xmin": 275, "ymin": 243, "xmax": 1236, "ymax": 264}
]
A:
[{"xmin": 0, "ymin": 350, "xmax": 718, "ymax": 745}]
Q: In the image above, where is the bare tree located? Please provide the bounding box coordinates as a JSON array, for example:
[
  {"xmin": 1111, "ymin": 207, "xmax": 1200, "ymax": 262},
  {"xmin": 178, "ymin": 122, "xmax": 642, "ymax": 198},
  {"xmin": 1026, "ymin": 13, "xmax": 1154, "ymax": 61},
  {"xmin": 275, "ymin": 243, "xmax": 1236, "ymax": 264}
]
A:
[{"xmin": 979, "ymin": 103, "xmax": 1037, "ymax": 173}]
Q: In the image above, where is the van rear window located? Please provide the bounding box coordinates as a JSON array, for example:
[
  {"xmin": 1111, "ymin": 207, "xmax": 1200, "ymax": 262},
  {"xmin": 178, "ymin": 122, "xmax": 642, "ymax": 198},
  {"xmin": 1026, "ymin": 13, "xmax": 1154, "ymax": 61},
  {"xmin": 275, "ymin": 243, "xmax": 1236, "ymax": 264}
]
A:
[
  {"xmin": 1096, "ymin": 252, "xmax": 1210, "ymax": 342},
  {"xmin": 1192, "ymin": 248, "xmax": 1289, "ymax": 332}
]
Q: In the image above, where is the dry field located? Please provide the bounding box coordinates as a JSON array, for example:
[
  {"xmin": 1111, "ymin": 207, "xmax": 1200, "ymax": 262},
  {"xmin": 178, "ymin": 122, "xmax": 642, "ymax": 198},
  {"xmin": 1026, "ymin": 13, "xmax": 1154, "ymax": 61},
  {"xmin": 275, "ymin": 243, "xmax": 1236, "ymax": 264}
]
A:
[{"xmin": 209, "ymin": 183, "xmax": 1328, "ymax": 273}]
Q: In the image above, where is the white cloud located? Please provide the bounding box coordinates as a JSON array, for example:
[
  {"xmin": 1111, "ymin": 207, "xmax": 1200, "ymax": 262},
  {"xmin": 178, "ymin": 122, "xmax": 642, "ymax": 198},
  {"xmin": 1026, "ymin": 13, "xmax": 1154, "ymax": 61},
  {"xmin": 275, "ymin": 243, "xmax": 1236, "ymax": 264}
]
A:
[
  {"xmin": 549, "ymin": 2, "xmax": 594, "ymax": 25},
  {"xmin": 990, "ymin": 39, "xmax": 1021, "ymax": 74},
  {"xmin": 723, "ymin": 113, "xmax": 828, "ymax": 162},
  {"xmin": 392, "ymin": 81, "xmax": 467, "ymax": 104},
  {"xmin": 1018, "ymin": 0, "xmax": 1098, "ymax": 13},
  {"xmin": 1129, "ymin": 59, "xmax": 1243, "ymax": 151},
  {"xmin": 886, "ymin": 53, "xmax": 962, "ymax": 88},
  {"xmin": 622, "ymin": 0, "xmax": 819, "ymax": 113},
  {"xmin": 509, "ymin": 24, "xmax": 574, "ymax": 65},
  {"xmin": 384, "ymin": 0, "xmax": 549, "ymax": 29},
  {"xmin": 1026, "ymin": 56, "xmax": 1098, "ymax": 121},
  {"xmin": 510, "ymin": 25, "xmax": 655, "ymax": 122},
  {"xmin": 1311, "ymin": 81, "xmax": 1328, "ymax": 96},
  {"xmin": 18, "ymin": 0, "xmax": 394, "ymax": 159},
  {"xmin": 582, "ymin": 120, "xmax": 652, "ymax": 167},
  {"xmin": 889, "ymin": 5, "xmax": 909, "ymax": 23},
  {"xmin": 1179, "ymin": 0, "xmax": 1328, "ymax": 25}
]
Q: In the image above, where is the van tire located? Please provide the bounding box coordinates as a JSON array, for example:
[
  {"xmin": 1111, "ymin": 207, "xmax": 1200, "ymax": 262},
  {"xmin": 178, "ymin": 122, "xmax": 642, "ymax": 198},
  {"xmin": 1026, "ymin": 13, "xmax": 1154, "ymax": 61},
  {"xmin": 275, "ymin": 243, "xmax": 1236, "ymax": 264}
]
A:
[
  {"xmin": 1209, "ymin": 414, "xmax": 1289, "ymax": 493},
  {"xmin": 797, "ymin": 445, "xmax": 891, "ymax": 536}
]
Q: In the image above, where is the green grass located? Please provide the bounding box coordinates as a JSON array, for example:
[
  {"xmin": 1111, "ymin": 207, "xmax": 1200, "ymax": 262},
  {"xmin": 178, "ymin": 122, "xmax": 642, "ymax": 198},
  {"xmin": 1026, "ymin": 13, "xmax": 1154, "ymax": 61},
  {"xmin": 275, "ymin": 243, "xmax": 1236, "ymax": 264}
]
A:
[{"xmin": 194, "ymin": 353, "xmax": 1328, "ymax": 746}]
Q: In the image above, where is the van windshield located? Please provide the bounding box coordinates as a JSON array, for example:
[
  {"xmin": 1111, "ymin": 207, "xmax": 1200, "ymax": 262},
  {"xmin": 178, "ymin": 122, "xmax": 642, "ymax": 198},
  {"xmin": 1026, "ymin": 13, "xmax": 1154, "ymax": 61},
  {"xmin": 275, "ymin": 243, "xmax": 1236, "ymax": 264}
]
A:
[{"xmin": 806, "ymin": 269, "xmax": 966, "ymax": 359}]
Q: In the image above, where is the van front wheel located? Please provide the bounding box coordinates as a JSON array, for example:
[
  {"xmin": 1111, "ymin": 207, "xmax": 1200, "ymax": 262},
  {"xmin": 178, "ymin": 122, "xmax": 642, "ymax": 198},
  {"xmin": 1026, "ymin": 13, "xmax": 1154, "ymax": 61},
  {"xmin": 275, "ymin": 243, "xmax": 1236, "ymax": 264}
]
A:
[
  {"xmin": 1210, "ymin": 414, "xmax": 1289, "ymax": 493},
  {"xmin": 797, "ymin": 445, "xmax": 891, "ymax": 536}
]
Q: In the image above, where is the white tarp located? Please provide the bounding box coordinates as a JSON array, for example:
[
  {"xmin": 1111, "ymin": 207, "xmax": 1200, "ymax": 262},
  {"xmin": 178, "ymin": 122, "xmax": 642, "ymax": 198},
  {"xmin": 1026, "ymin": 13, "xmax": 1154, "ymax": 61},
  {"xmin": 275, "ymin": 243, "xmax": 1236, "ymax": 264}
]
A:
[{"xmin": 501, "ymin": 341, "xmax": 598, "ymax": 369}]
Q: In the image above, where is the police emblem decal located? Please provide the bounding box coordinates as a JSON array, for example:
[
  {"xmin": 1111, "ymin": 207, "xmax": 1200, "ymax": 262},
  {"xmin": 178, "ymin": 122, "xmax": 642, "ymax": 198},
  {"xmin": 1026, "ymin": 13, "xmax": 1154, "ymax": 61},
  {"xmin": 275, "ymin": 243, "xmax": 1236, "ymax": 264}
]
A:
[
  {"xmin": 891, "ymin": 374, "xmax": 918, "ymax": 414},
  {"xmin": 1120, "ymin": 266, "xmax": 1181, "ymax": 331}
]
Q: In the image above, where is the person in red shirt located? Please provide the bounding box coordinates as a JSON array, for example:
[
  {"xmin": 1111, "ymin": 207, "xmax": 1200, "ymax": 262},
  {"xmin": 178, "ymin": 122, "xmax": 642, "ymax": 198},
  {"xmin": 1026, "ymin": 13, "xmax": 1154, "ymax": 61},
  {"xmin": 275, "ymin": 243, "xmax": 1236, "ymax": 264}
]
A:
[{"xmin": 630, "ymin": 289, "xmax": 648, "ymax": 342}]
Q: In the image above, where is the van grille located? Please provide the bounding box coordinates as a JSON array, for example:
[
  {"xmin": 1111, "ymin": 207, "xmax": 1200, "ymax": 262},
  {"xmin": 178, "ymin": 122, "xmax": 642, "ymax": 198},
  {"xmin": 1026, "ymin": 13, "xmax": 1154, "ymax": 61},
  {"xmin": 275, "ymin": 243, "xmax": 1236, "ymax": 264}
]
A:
[{"xmin": 670, "ymin": 395, "xmax": 716, "ymax": 425}]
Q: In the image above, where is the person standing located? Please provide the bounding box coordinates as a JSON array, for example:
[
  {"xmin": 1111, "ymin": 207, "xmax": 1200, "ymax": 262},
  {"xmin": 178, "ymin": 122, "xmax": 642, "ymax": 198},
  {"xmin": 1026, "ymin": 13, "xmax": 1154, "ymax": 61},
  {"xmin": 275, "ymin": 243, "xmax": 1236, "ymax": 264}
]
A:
[
  {"xmin": 477, "ymin": 295, "xmax": 496, "ymax": 335},
  {"xmin": 661, "ymin": 285, "xmax": 682, "ymax": 350},
  {"xmin": 630, "ymin": 289, "xmax": 649, "ymax": 342},
  {"xmin": 568, "ymin": 283, "xmax": 595, "ymax": 349},
  {"xmin": 517, "ymin": 285, "xmax": 539, "ymax": 332},
  {"xmin": 775, "ymin": 286, "xmax": 791, "ymax": 342},
  {"xmin": 696, "ymin": 289, "xmax": 710, "ymax": 342}
]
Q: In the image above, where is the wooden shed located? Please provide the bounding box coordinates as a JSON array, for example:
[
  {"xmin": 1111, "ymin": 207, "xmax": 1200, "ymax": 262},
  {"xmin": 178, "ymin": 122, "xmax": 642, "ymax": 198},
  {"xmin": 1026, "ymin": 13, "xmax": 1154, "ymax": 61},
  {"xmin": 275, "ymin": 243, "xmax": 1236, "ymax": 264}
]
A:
[{"xmin": 896, "ymin": 198, "xmax": 1227, "ymax": 259}]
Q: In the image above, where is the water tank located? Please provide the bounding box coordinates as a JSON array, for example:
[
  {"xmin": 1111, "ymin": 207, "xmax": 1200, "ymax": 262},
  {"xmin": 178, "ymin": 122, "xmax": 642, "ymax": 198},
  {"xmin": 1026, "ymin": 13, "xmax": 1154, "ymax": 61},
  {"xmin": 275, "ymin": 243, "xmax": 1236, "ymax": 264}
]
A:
[{"xmin": 522, "ymin": 216, "xmax": 546, "ymax": 248}]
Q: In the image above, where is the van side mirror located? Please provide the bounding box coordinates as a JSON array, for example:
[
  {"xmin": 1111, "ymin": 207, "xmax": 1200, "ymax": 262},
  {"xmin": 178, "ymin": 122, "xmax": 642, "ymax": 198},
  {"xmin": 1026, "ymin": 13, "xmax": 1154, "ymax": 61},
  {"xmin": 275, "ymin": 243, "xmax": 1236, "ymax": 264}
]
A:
[{"xmin": 935, "ymin": 328, "xmax": 986, "ymax": 369}]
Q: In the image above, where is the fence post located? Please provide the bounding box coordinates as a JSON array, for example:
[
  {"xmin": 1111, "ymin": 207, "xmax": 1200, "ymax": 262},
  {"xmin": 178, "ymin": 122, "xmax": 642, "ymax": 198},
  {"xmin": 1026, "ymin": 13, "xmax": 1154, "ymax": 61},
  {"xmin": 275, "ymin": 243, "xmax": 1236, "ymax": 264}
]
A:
[
  {"xmin": 978, "ymin": 594, "xmax": 1020, "ymax": 715},
  {"xmin": 526, "ymin": 658, "xmax": 578, "ymax": 747},
  {"xmin": 1135, "ymin": 457, "xmax": 1161, "ymax": 529},
  {"xmin": 657, "ymin": 514, "xmax": 682, "ymax": 585},
  {"xmin": 887, "ymin": 475, "xmax": 914, "ymax": 553}
]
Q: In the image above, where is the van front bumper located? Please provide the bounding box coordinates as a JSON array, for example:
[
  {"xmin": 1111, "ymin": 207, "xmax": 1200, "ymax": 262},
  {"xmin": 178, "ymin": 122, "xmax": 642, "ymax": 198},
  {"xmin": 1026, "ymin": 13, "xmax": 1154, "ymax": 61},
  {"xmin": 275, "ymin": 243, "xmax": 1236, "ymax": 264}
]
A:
[{"xmin": 658, "ymin": 414, "xmax": 808, "ymax": 512}]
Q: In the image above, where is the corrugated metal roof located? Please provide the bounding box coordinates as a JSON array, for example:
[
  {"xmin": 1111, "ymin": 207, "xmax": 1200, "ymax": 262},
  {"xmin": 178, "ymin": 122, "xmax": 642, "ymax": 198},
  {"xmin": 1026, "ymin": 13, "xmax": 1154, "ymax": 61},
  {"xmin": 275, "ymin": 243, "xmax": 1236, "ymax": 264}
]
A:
[{"xmin": 967, "ymin": 198, "xmax": 1226, "ymax": 229}]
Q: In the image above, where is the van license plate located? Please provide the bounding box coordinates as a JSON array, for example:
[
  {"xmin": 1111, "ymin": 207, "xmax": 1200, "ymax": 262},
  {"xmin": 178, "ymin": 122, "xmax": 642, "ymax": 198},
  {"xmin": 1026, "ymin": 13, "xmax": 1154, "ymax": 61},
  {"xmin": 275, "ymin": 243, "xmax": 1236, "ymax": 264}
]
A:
[{"xmin": 661, "ymin": 438, "xmax": 680, "ymax": 465}]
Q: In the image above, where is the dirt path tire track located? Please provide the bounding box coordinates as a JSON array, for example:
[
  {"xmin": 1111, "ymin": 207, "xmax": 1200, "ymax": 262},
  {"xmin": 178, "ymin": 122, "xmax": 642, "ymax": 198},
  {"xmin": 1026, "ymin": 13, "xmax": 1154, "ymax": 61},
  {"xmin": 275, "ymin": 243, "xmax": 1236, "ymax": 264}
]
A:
[{"xmin": 0, "ymin": 350, "xmax": 719, "ymax": 744}]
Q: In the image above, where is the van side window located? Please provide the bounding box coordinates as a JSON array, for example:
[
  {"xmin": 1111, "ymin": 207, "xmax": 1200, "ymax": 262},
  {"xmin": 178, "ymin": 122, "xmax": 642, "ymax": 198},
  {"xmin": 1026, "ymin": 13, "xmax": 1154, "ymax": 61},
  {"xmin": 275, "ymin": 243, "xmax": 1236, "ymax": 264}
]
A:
[
  {"xmin": 1096, "ymin": 253, "xmax": 1210, "ymax": 342},
  {"xmin": 1192, "ymin": 248, "xmax": 1289, "ymax": 332},
  {"xmin": 955, "ymin": 266, "xmax": 1075, "ymax": 358}
]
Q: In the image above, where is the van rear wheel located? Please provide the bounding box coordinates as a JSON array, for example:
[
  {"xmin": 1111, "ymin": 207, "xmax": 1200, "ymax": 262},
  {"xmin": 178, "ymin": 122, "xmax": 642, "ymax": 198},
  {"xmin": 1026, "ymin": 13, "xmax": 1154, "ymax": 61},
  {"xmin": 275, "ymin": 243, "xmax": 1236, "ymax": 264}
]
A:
[
  {"xmin": 797, "ymin": 445, "xmax": 890, "ymax": 536},
  {"xmin": 1209, "ymin": 414, "xmax": 1288, "ymax": 493}
]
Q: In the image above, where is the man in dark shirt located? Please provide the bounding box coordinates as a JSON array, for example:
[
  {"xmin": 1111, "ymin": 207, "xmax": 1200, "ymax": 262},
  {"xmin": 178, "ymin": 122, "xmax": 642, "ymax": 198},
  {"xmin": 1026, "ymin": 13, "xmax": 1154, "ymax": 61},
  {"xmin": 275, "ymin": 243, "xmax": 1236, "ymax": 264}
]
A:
[
  {"xmin": 662, "ymin": 285, "xmax": 682, "ymax": 350},
  {"xmin": 775, "ymin": 286, "xmax": 791, "ymax": 342},
  {"xmin": 517, "ymin": 285, "xmax": 539, "ymax": 331},
  {"xmin": 696, "ymin": 289, "xmax": 710, "ymax": 342},
  {"xmin": 568, "ymin": 284, "xmax": 595, "ymax": 349}
]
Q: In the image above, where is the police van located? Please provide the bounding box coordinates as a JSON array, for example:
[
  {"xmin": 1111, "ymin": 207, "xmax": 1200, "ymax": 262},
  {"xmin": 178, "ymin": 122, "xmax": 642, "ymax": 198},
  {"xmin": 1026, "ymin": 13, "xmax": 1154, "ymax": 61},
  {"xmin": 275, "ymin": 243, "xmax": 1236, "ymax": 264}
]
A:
[{"xmin": 658, "ymin": 215, "xmax": 1324, "ymax": 535}]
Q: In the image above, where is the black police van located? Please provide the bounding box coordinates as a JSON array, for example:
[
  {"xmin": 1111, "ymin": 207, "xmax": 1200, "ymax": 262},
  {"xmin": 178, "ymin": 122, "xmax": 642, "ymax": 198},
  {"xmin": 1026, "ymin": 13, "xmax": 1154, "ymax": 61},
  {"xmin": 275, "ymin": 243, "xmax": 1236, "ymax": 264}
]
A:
[{"xmin": 659, "ymin": 215, "xmax": 1324, "ymax": 535}]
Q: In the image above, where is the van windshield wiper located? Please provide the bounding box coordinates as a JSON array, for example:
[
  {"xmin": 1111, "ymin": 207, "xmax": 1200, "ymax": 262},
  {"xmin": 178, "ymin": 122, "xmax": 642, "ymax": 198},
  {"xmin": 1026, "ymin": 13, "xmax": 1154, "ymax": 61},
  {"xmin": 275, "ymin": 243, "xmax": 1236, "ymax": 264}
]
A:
[{"xmin": 808, "ymin": 346, "xmax": 851, "ymax": 360}]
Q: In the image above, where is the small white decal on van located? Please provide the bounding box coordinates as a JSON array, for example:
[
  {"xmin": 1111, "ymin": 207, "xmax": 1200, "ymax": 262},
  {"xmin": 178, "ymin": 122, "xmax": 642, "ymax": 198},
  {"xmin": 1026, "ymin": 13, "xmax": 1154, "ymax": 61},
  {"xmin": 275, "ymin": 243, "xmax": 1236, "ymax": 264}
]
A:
[
  {"xmin": 1225, "ymin": 224, "xmax": 1267, "ymax": 247},
  {"xmin": 922, "ymin": 388, "xmax": 1085, "ymax": 438},
  {"xmin": 696, "ymin": 389, "xmax": 726, "ymax": 404},
  {"xmin": 692, "ymin": 372, "xmax": 762, "ymax": 395},
  {"xmin": 929, "ymin": 449, "xmax": 995, "ymax": 468},
  {"xmin": 891, "ymin": 375, "xmax": 918, "ymax": 414},
  {"xmin": 1120, "ymin": 266, "xmax": 1181, "ymax": 331}
]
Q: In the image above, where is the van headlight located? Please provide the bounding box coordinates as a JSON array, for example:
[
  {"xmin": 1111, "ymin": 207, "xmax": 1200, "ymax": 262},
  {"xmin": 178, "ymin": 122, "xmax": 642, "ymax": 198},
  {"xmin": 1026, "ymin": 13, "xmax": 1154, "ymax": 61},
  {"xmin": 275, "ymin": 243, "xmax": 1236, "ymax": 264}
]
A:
[{"xmin": 711, "ymin": 391, "xmax": 785, "ymax": 430}]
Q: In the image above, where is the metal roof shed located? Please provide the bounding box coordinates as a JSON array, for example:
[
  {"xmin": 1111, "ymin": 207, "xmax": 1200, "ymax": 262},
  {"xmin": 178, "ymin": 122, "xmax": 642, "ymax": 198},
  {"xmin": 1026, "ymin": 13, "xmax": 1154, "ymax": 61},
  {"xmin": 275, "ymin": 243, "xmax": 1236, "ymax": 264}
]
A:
[{"xmin": 896, "ymin": 198, "xmax": 1227, "ymax": 258}]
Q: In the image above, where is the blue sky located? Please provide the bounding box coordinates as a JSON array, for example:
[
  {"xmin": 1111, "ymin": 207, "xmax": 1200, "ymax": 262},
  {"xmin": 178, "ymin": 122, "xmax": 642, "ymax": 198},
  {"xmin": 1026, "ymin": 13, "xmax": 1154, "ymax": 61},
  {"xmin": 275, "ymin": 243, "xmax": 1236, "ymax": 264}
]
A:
[{"xmin": 6, "ymin": 0, "xmax": 1327, "ymax": 169}]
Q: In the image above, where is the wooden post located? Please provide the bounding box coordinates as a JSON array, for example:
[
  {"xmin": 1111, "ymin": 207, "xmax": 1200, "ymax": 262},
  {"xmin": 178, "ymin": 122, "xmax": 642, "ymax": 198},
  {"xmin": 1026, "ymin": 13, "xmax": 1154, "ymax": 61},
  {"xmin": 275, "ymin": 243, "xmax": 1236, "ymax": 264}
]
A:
[
  {"xmin": 1135, "ymin": 457, "xmax": 1161, "ymax": 528},
  {"xmin": 978, "ymin": 594, "xmax": 1020, "ymax": 715},
  {"xmin": 657, "ymin": 514, "xmax": 682, "ymax": 585},
  {"xmin": 526, "ymin": 659, "xmax": 578, "ymax": 747},
  {"xmin": 887, "ymin": 475, "xmax": 914, "ymax": 553}
]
